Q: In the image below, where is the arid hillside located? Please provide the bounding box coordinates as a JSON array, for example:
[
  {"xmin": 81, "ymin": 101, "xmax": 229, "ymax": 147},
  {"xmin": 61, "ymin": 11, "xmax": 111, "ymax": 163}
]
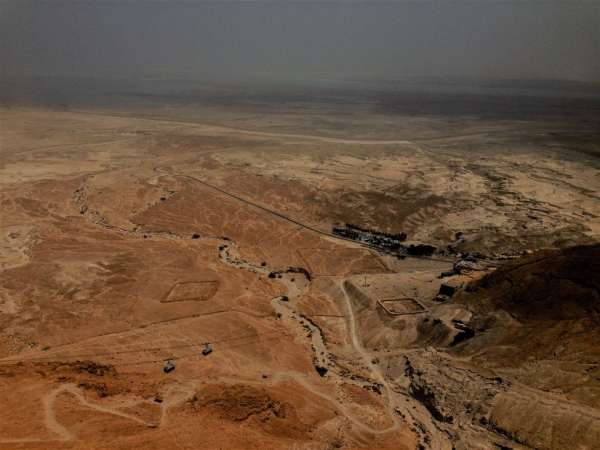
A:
[{"xmin": 409, "ymin": 245, "xmax": 600, "ymax": 449}]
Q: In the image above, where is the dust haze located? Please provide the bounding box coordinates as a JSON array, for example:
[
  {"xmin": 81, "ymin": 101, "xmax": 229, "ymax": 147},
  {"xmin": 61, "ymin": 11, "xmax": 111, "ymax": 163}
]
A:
[
  {"xmin": 1, "ymin": 1, "xmax": 600, "ymax": 450},
  {"xmin": 2, "ymin": 0, "xmax": 600, "ymax": 82}
]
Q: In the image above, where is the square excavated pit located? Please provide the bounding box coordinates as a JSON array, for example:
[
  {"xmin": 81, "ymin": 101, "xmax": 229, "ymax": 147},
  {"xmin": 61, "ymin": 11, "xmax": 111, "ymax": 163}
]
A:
[
  {"xmin": 162, "ymin": 281, "xmax": 219, "ymax": 303},
  {"xmin": 378, "ymin": 298, "xmax": 426, "ymax": 315}
]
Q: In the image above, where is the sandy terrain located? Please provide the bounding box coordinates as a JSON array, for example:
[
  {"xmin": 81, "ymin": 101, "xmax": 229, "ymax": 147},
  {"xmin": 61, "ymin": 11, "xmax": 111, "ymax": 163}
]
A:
[{"xmin": 0, "ymin": 91, "xmax": 599, "ymax": 449}]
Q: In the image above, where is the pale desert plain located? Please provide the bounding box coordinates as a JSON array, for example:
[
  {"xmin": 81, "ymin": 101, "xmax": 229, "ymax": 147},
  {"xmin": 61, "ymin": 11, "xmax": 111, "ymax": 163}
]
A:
[{"xmin": 1, "ymin": 80, "xmax": 600, "ymax": 449}]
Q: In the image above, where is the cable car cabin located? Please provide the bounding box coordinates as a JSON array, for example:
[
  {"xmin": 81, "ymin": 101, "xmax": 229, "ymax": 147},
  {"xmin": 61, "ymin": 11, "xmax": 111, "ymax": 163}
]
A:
[{"xmin": 163, "ymin": 360, "xmax": 175, "ymax": 373}]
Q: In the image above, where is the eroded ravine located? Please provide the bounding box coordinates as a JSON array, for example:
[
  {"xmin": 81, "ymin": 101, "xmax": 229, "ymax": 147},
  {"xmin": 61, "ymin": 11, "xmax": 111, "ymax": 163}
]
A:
[
  {"xmin": 217, "ymin": 238, "xmax": 449, "ymax": 446},
  {"xmin": 339, "ymin": 281, "xmax": 451, "ymax": 449}
]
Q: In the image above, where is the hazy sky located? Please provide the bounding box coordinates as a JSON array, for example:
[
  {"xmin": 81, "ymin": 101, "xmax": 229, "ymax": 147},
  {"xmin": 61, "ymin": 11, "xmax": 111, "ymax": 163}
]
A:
[{"xmin": 1, "ymin": 0, "xmax": 599, "ymax": 83}]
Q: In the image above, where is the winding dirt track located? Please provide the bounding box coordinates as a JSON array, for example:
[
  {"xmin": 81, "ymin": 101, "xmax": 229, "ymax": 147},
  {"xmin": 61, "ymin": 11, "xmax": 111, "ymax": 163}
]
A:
[
  {"xmin": 0, "ymin": 384, "xmax": 157, "ymax": 445},
  {"xmin": 340, "ymin": 281, "xmax": 450, "ymax": 450},
  {"xmin": 218, "ymin": 236, "xmax": 452, "ymax": 446},
  {"xmin": 219, "ymin": 238, "xmax": 407, "ymax": 436}
]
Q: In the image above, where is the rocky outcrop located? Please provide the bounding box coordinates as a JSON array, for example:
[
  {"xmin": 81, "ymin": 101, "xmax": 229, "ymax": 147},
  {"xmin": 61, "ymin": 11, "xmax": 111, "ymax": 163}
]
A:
[{"xmin": 417, "ymin": 244, "xmax": 600, "ymax": 449}]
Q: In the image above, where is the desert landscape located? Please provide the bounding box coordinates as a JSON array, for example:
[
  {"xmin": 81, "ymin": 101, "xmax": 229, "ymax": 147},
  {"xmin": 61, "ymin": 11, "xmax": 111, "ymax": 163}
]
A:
[{"xmin": 0, "ymin": 79, "xmax": 599, "ymax": 449}]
